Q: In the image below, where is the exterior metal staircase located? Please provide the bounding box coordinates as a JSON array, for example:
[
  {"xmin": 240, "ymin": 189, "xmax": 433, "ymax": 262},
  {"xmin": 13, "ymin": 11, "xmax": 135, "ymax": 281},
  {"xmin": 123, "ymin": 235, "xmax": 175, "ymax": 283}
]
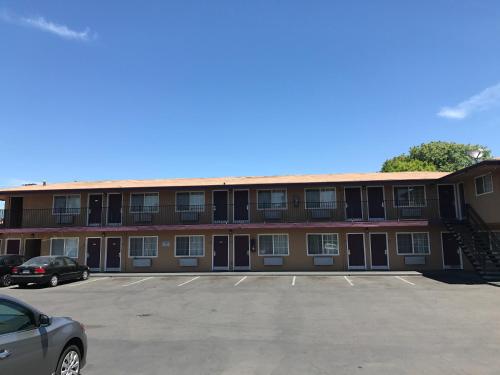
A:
[{"xmin": 443, "ymin": 204, "xmax": 500, "ymax": 281}]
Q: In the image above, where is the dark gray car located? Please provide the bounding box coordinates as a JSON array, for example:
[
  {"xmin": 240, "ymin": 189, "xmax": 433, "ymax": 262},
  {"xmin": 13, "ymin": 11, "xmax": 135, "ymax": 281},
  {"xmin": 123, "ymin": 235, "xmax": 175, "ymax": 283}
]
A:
[{"xmin": 0, "ymin": 294, "xmax": 87, "ymax": 375}]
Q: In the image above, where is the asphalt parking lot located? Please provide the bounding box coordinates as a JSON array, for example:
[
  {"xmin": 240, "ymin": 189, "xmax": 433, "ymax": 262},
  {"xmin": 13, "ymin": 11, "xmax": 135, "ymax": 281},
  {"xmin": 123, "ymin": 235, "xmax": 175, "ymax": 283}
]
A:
[{"xmin": 2, "ymin": 273, "xmax": 500, "ymax": 375}]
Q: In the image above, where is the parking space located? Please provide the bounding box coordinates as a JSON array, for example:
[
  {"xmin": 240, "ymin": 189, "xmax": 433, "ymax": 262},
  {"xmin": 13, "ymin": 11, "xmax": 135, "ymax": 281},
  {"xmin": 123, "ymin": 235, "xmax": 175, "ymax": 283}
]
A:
[{"xmin": 2, "ymin": 274, "xmax": 500, "ymax": 374}]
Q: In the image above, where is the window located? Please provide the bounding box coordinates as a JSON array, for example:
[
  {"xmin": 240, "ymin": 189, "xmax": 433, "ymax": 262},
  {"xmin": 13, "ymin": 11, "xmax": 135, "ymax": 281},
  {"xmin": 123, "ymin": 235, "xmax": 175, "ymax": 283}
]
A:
[
  {"xmin": 396, "ymin": 233, "xmax": 430, "ymax": 255},
  {"xmin": 305, "ymin": 188, "xmax": 336, "ymax": 209},
  {"xmin": 0, "ymin": 299, "xmax": 36, "ymax": 335},
  {"xmin": 53, "ymin": 195, "xmax": 80, "ymax": 215},
  {"xmin": 258, "ymin": 234, "xmax": 289, "ymax": 255},
  {"xmin": 51, "ymin": 238, "xmax": 79, "ymax": 258},
  {"xmin": 175, "ymin": 235, "xmax": 204, "ymax": 257},
  {"xmin": 394, "ymin": 186, "xmax": 425, "ymax": 207},
  {"xmin": 307, "ymin": 234, "xmax": 339, "ymax": 255},
  {"xmin": 475, "ymin": 174, "xmax": 493, "ymax": 195},
  {"xmin": 130, "ymin": 193, "xmax": 159, "ymax": 213},
  {"xmin": 257, "ymin": 190, "xmax": 287, "ymax": 209},
  {"xmin": 129, "ymin": 236, "xmax": 158, "ymax": 257},
  {"xmin": 176, "ymin": 192, "xmax": 205, "ymax": 212}
]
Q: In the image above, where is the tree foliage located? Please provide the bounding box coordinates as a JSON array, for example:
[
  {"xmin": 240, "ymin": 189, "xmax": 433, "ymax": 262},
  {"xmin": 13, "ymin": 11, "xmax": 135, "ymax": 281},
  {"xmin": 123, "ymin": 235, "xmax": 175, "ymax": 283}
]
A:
[{"xmin": 381, "ymin": 141, "xmax": 492, "ymax": 172}]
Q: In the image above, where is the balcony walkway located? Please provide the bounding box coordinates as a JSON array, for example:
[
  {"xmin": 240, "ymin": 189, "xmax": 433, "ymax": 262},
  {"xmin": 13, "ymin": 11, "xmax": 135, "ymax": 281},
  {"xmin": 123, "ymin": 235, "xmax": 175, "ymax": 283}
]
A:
[{"xmin": 0, "ymin": 219, "xmax": 429, "ymax": 234}]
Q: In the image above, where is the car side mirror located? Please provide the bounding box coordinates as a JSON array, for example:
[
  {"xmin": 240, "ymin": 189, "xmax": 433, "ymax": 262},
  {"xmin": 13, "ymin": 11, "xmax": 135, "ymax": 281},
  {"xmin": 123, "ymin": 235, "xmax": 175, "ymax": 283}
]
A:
[{"xmin": 39, "ymin": 314, "xmax": 51, "ymax": 327}]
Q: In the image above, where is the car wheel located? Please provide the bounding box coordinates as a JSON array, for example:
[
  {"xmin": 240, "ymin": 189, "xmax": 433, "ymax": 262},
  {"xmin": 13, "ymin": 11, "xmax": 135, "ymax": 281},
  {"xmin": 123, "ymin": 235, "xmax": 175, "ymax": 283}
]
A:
[
  {"xmin": 81, "ymin": 270, "xmax": 89, "ymax": 281},
  {"xmin": 1, "ymin": 274, "xmax": 12, "ymax": 287},
  {"xmin": 56, "ymin": 345, "xmax": 81, "ymax": 375},
  {"xmin": 49, "ymin": 275, "xmax": 59, "ymax": 287}
]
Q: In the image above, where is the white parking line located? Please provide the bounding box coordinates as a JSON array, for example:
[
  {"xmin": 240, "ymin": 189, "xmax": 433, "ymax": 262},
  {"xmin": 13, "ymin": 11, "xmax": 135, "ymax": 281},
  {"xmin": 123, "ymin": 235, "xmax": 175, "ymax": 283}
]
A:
[
  {"xmin": 122, "ymin": 277, "xmax": 154, "ymax": 287},
  {"xmin": 292, "ymin": 276, "xmax": 296, "ymax": 286},
  {"xmin": 395, "ymin": 276, "xmax": 416, "ymax": 286},
  {"xmin": 234, "ymin": 276, "xmax": 247, "ymax": 286},
  {"xmin": 344, "ymin": 276, "xmax": 354, "ymax": 286},
  {"xmin": 177, "ymin": 276, "xmax": 200, "ymax": 287},
  {"xmin": 65, "ymin": 277, "xmax": 110, "ymax": 288}
]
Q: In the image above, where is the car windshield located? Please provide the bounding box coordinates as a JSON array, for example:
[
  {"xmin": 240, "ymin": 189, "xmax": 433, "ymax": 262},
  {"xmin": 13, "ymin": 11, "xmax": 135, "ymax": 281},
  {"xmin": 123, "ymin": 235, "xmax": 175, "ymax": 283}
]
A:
[{"xmin": 23, "ymin": 257, "xmax": 53, "ymax": 266}]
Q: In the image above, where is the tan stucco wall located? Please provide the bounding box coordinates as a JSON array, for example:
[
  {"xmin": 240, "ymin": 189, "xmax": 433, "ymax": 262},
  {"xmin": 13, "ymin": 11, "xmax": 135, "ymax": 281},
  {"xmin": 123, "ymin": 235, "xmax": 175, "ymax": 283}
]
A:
[{"xmin": 1, "ymin": 224, "xmax": 473, "ymax": 272}]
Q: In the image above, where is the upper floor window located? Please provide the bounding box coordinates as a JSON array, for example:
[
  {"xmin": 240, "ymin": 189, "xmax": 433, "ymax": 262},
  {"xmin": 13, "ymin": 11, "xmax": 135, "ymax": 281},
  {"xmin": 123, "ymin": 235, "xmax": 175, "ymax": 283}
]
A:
[
  {"xmin": 257, "ymin": 190, "xmax": 287, "ymax": 210},
  {"xmin": 307, "ymin": 233, "xmax": 339, "ymax": 255},
  {"xmin": 396, "ymin": 233, "xmax": 430, "ymax": 255},
  {"xmin": 51, "ymin": 238, "xmax": 79, "ymax": 258},
  {"xmin": 475, "ymin": 174, "xmax": 493, "ymax": 196},
  {"xmin": 129, "ymin": 236, "xmax": 158, "ymax": 257},
  {"xmin": 176, "ymin": 192, "xmax": 205, "ymax": 212},
  {"xmin": 305, "ymin": 188, "xmax": 336, "ymax": 209},
  {"xmin": 53, "ymin": 195, "xmax": 80, "ymax": 215},
  {"xmin": 130, "ymin": 193, "xmax": 159, "ymax": 213},
  {"xmin": 258, "ymin": 234, "xmax": 289, "ymax": 255},
  {"xmin": 393, "ymin": 186, "xmax": 425, "ymax": 207}
]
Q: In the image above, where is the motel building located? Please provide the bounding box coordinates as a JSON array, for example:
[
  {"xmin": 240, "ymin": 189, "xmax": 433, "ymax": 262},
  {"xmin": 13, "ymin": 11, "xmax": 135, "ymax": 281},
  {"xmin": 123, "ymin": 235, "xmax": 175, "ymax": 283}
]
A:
[{"xmin": 0, "ymin": 159, "xmax": 499, "ymax": 278}]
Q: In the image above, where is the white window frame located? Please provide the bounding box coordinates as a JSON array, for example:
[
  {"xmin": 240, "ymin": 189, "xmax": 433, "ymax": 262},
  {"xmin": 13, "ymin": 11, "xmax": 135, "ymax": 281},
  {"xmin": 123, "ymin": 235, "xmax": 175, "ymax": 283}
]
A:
[
  {"xmin": 52, "ymin": 194, "xmax": 81, "ymax": 215},
  {"xmin": 256, "ymin": 189, "xmax": 288, "ymax": 210},
  {"xmin": 50, "ymin": 237, "xmax": 79, "ymax": 259},
  {"xmin": 129, "ymin": 192, "xmax": 160, "ymax": 213},
  {"xmin": 128, "ymin": 236, "xmax": 158, "ymax": 258},
  {"xmin": 306, "ymin": 233, "xmax": 340, "ymax": 256},
  {"xmin": 474, "ymin": 174, "xmax": 494, "ymax": 196},
  {"xmin": 304, "ymin": 188, "xmax": 337, "ymax": 209},
  {"xmin": 393, "ymin": 185, "xmax": 427, "ymax": 207},
  {"xmin": 174, "ymin": 235, "xmax": 205, "ymax": 257},
  {"xmin": 175, "ymin": 192, "xmax": 205, "ymax": 212},
  {"xmin": 257, "ymin": 234, "xmax": 289, "ymax": 256},
  {"xmin": 396, "ymin": 232, "xmax": 430, "ymax": 255}
]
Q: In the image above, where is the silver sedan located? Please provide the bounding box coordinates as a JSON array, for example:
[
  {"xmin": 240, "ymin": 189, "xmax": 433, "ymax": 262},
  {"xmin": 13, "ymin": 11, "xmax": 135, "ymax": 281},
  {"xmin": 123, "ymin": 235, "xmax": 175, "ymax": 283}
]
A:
[{"xmin": 0, "ymin": 294, "xmax": 87, "ymax": 375}]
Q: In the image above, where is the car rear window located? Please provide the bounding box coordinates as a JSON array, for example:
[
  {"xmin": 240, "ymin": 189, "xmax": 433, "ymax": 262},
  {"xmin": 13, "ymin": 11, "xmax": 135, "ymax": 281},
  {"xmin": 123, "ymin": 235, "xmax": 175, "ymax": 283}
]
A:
[{"xmin": 23, "ymin": 257, "xmax": 53, "ymax": 266}]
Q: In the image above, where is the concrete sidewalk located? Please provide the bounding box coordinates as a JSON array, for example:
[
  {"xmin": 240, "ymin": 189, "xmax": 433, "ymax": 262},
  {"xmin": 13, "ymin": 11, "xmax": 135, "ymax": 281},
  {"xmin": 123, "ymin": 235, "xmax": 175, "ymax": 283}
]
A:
[{"xmin": 90, "ymin": 271, "xmax": 422, "ymax": 277}]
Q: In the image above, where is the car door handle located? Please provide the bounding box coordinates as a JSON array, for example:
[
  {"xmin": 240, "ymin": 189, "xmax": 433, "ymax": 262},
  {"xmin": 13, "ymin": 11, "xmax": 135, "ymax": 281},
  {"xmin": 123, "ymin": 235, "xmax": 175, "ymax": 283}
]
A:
[{"xmin": 0, "ymin": 349, "xmax": 11, "ymax": 359}]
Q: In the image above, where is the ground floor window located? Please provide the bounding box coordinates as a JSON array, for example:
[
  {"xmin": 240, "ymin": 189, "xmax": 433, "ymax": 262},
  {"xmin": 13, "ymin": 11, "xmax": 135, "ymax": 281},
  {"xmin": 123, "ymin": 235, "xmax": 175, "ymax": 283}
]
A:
[
  {"xmin": 396, "ymin": 233, "xmax": 430, "ymax": 255},
  {"xmin": 51, "ymin": 238, "xmax": 79, "ymax": 258},
  {"xmin": 258, "ymin": 234, "xmax": 289, "ymax": 255},
  {"xmin": 129, "ymin": 236, "xmax": 158, "ymax": 257},
  {"xmin": 175, "ymin": 235, "xmax": 204, "ymax": 257},
  {"xmin": 307, "ymin": 233, "xmax": 339, "ymax": 255}
]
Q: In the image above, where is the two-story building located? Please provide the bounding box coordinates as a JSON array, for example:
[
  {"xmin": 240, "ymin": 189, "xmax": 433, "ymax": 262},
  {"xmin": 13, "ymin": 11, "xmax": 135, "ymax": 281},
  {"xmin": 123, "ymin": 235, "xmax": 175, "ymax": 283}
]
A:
[{"xmin": 1, "ymin": 160, "xmax": 499, "ymax": 277}]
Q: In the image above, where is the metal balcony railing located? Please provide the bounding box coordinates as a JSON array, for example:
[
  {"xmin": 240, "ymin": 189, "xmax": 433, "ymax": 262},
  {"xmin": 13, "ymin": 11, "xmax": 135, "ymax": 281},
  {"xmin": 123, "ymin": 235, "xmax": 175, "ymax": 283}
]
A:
[{"xmin": 0, "ymin": 199, "xmax": 440, "ymax": 229}]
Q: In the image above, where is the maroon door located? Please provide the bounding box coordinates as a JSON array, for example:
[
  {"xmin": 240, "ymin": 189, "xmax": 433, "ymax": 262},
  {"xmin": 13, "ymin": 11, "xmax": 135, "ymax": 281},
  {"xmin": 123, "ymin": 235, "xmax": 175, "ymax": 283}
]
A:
[
  {"xmin": 106, "ymin": 238, "xmax": 121, "ymax": 271},
  {"xmin": 370, "ymin": 233, "xmax": 388, "ymax": 268},
  {"xmin": 6, "ymin": 239, "xmax": 21, "ymax": 255},
  {"xmin": 88, "ymin": 194, "xmax": 103, "ymax": 225},
  {"xmin": 24, "ymin": 239, "xmax": 41, "ymax": 259},
  {"xmin": 348, "ymin": 233, "xmax": 365, "ymax": 268},
  {"xmin": 9, "ymin": 197, "xmax": 23, "ymax": 228},
  {"xmin": 87, "ymin": 238, "xmax": 101, "ymax": 270},
  {"xmin": 234, "ymin": 235, "xmax": 250, "ymax": 269},
  {"xmin": 367, "ymin": 187, "xmax": 385, "ymax": 220},
  {"xmin": 442, "ymin": 233, "xmax": 462, "ymax": 268},
  {"xmin": 234, "ymin": 190, "xmax": 249, "ymax": 222},
  {"xmin": 213, "ymin": 191, "xmax": 228, "ymax": 223},
  {"xmin": 213, "ymin": 236, "xmax": 229, "ymax": 269},
  {"xmin": 345, "ymin": 188, "xmax": 363, "ymax": 220},
  {"xmin": 107, "ymin": 194, "xmax": 122, "ymax": 225},
  {"xmin": 438, "ymin": 185, "xmax": 457, "ymax": 219}
]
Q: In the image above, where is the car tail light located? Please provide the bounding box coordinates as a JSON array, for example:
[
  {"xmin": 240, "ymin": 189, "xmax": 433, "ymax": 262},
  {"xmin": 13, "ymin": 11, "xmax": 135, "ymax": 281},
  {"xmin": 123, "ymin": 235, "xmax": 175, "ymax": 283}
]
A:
[
  {"xmin": 34, "ymin": 267, "xmax": 46, "ymax": 274},
  {"xmin": 11, "ymin": 267, "xmax": 18, "ymax": 274}
]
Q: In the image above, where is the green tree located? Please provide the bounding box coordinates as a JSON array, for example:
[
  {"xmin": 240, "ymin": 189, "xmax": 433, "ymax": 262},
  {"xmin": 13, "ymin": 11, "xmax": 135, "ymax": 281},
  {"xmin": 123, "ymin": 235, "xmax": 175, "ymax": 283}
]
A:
[
  {"xmin": 381, "ymin": 141, "xmax": 492, "ymax": 172},
  {"xmin": 381, "ymin": 155, "xmax": 437, "ymax": 172}
]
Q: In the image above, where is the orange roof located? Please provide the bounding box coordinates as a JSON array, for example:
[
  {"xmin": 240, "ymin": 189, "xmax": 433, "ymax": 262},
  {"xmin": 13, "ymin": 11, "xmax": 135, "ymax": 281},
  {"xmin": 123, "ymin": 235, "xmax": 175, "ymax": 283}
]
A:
[{"xmin": 0, "ymin": 171, "xmax": 449, "ymax": 193}]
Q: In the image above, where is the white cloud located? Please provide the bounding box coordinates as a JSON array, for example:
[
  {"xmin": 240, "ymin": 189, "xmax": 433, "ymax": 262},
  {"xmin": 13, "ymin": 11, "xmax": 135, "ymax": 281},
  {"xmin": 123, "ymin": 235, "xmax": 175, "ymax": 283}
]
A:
[
  {"xmin": 437, "ymin": 82, "xmax": 500, "ymax": 120},
  {"xmin": 0, "ymin": 10, "xmax": 95, "ymax": 42}
]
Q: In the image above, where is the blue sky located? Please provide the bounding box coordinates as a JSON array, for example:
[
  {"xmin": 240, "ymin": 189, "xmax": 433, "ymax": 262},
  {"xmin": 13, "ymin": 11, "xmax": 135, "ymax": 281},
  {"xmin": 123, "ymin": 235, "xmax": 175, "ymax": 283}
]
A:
[{"xmin": 1, "ymin": 0, "xmax": 500, "ymax": 187}]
